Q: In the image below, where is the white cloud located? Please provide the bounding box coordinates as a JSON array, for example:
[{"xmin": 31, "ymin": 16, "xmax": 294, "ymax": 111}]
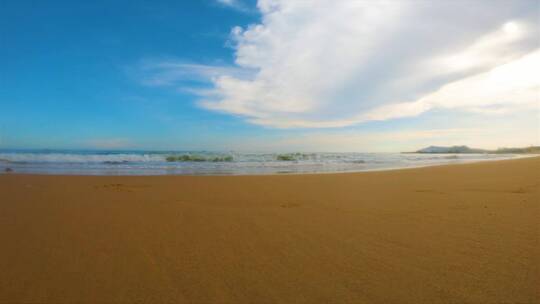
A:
[
  {"xmin": 215, "ymin": 0, "xmax": 249, "ymax": 12},
  {"xmin": 151, "ymin": 0, "xmax": 540, "ymax": 128},
  {"xmin": 421, "ymin": 50, "xmax": 540, "ymax": 112},
  {"xmin": 361, "ymin": 49, "xmax": 540, "ymax": 122},
  {"xmin": 216, "ymin": 0, "xmax": 235, "ymax": 5},
  {"xmin": 137, "ymin": 61, "xmax": 252, "ymax": 87}
]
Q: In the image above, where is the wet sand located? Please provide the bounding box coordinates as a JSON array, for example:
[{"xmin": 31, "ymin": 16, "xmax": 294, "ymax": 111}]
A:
[{"xmin": 0, "ymin": 157, "xmax": 539, "ymax": 303}]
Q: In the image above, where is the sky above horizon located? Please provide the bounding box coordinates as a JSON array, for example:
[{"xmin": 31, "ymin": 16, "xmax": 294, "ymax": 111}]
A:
[{"xmin": 1, "ymin": 0, "xmax": 539, "ymax": 152}]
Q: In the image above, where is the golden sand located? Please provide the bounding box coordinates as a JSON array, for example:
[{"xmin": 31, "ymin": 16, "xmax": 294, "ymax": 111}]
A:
[{"xmin": 0, "ymin": 157, "xmax": 539, "ymax": 303}]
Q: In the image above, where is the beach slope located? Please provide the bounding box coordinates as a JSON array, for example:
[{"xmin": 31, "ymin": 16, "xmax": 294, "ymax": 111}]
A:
[{"xmin": 0, "ymin": 157, "xmax": 539, "ymax": 303}]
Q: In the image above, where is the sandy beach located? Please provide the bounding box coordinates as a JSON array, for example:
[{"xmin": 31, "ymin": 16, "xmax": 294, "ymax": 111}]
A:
[{"xmin": 0, "ymin": 157, "xmax": 538, "ymax": 303}]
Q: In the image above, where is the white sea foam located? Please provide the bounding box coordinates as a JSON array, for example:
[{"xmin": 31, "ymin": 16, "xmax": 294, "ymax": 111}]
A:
[
  {"xmin": 0, "ymin": 152, "xmax": 162, "ymax": 163},
  {"xmin": 0, "ymin": 150, "xmax": 521, "ymax": 175}
]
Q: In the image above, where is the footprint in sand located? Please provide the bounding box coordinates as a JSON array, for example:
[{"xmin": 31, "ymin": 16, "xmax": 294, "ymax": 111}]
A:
[
  {"xmin": 280, "ymin": 202, "xmax": 301, "ymax": 208},
  {"xmin": 415, "ymin": 189, "xmax": 445, "ymax": 194},
  {"xmin": 95, "ymin": 184, "xmax": 136, "ymax": 192},
  {"xmin": 510, "ymin": 188, "xmax": 527, "ymax": 194}
]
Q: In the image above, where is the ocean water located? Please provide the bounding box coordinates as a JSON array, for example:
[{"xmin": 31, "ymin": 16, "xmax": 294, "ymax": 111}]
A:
[{"xmin": 0, "ymin": 150, "xmax": 522, "ymax": 175}]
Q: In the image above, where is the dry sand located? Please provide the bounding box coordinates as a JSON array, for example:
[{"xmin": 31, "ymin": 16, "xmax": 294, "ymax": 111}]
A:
[{"xmin": 0, "ymin": 157, "xmax": 539, "ymax": 303}]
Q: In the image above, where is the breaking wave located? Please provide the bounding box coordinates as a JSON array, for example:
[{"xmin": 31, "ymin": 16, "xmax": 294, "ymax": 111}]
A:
[{"xmin": 0, "ymin": 150, "xmax": 521, "ymax": 175}]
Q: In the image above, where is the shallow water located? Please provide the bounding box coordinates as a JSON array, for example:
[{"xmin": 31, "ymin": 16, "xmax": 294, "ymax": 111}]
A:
[{"xmin": 0, "ymin": 150, "xmax": 523, "ymax": 175}]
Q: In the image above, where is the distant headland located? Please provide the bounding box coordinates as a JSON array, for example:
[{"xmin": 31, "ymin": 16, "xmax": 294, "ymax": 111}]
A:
[{"xmin": 406, "ymin": 145, "xmax": 540, "ymax": 154}]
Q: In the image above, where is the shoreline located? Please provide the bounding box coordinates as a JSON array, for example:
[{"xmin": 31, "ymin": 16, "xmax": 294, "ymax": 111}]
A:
[
  {"xmin": 2, "ymin": 154, "xmax": 536, "ymax": 177},
  {"xmin": 1, "ymin": 156, "xmax": 539, "ymax": 303}
]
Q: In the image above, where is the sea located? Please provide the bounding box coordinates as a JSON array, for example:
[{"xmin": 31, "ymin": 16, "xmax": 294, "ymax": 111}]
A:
[{"xmin": 0, "ymin": 149, "xmax": 526, "ymax": 175}]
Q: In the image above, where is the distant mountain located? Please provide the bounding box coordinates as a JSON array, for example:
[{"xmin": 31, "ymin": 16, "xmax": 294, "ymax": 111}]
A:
[
  {"xmin": 411, "ymin": 145, "xmax": 540, "ymax": 154},
  {"xmin": 415, "ymin": 145, "xmax": 487, "ymax": 153}
]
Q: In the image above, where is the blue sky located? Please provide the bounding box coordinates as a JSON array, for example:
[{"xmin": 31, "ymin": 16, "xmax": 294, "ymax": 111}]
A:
[{"xmin": 1, "ymin": 0, "xmax": 539, "ymax": 151}]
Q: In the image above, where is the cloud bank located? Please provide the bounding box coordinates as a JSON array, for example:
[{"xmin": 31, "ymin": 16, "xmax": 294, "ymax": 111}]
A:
[{"xmin": 156, "ymin": 0, "xmax": 540, "ymax": 128}]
